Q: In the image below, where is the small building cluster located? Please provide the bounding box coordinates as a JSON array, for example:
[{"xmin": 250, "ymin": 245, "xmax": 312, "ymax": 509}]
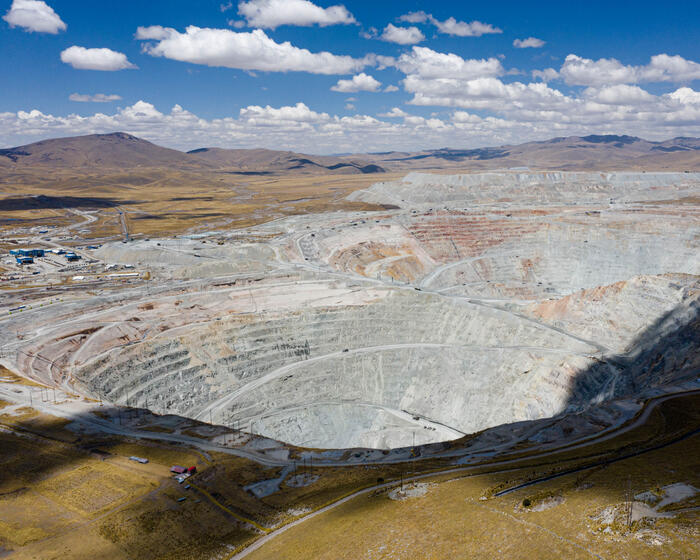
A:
[
  {"xmin": 170, "ymin": 465, "xmax": 197, "ymax": 483},
  {"xmin": 10, "ymin": 248, "xmax": 44, "ymax": 264},
  {"xmin": 7, "ymin": 247, "xmax": 83, "ymax": 265}
]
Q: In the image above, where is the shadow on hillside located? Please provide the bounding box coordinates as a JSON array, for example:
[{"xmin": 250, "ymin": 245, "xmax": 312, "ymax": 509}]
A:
[
  {"xmin": 564, "ymin": 298, "xmax": 700, "ymax": 413},
  {"xmin": 0, "ymin": 406, "xmax": 257, "ymax": 558},
  {"xmin": 0, "ymin": 195, "xmax": 140, "ymax": 211},
  {"xmin": 433, "ymin": 295, "xmax": 700, "ymax": 506},
  {"xmin": 1, "ymin": 294, "xmax": 699, "ymax": 556}
]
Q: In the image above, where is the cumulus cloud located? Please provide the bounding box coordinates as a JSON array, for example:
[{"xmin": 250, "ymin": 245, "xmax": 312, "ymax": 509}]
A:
[
  {"xmin": 432, "ymin": 17, "xmax": 501, "ymax": 37},
  {"xmin": 359, "ymin": 26, "xmax": 377, "ymax": 39},
  {"xmin": 405, "ymin": 74, "xmax": 576, "ymax": 113},
  {"xmin": 239, "ymin": 102, "xmax": 330, "ymax": 126},
  {"xmin": 378, "ymin": 107, "xmax": 409, "ymax": 118},
  {"xmin": 380, "ymin": 24, "xmax": 424, "ymax": 45},
  {"xmin": 384, "ymin": 84, "xmax": 399, "ymax": 92},
  {"xmin": 60, "ymin": 46, "xmax": 137, "ymax": 71},
  {"xmin": 237, "ymin": 0, "xmax": 355, "ymax": 29},
  {"xmin": 3, "ymin": 0, "xmax": 65, "ymax": 34},
  {"xmin": 560, "ymin": 53, "xmax": 700, "ymax": 86},
  {"xmin": 3, "ymin": 92, "xmax": 700, "ymax": 154},
  {"xmin": 396, "ymin": 50, "xmax": 700, "ymax": 138},
  {"xmin": 513, "ymin": 37, "xmax": 545, "ymax": 48},
  {"xmin": 397, "ymin": 11, "xmax": 429, "ymax": 24},
  {"xmin": 583, "ymin": 84, "xmax": 655, "ymax": 105},
  {"xmin": 669, "ymin": 87, "xmax": 700, "ymax": 105},
  {"xmin": 532, "ymin": 68, "xmax": 559, "ymax": 82},
  {"xmin": 397, "ymin": 11, "xmax": 501, "ymax": 37},
  {"xmin": 395, "ymin": 47, "xmax": 504, "ymax": 80},
  {"xmin": 136, "ymin": 26, "xmax": 366, "ymax": 75},
  {"xmin": 331, "ymin": 73, "xmax": 381, "ymax": 92},
  {"xmin": 69, "ymin": 93, "xmax": 122, "ymax": 103}
]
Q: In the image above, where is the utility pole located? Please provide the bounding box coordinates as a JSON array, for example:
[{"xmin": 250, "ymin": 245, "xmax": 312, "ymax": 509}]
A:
[
  {"xmin": 625, "ymin": 477, "xmax": 633, "ymax": 530},
  {"xmin": 412, "ymin": 430, "xmax": 416, "ymax": 474}
]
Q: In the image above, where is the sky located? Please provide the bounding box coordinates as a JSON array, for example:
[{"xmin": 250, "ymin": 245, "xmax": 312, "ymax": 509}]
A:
[{"xmin": 2, "ymin": 0, "xmax": 700, "ymax": 153}]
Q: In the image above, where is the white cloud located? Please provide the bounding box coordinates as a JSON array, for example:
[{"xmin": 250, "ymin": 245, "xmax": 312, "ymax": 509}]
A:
[
  {"xmin": 397, "ymin": 11, "xmax": 429, "ymax": 24},
  {"xmin": 3, "ymin": 92, "xmax": 700, "ymax": 154},
  {"xmin": 431, "ymin": 17, "xmax": 501, "ymax": 37},
  {"xmin": 513, "ymin": 37, "xmax": 545, "ymax": 49},
  {"xmin": 331, "ymin": 73, "xmax": 381, "ymax": 92},
  {"xmin": 668, "ymin": 87, "xmax": 700, "ymax": 105},
  {"xmin": 3, "ymin": 0, "xmax": 65, "ymax": 34},
  {"xmin": 359, "ymin": 26, "xmax": 377, "ymax": 39},
  {"xmin": 378, "ymin": 107, "xmax": 408, "ymax": 118},
  {"xmin": 345, "ymin": 103, "xmax": 355, "ymax": 110},
  {"xmin": 405, "ymin": 74, "xmax": 576, "ymax": 113},
  {"xmin": 452, "ymin": 111, "xmax": 483, "ymax": 124},
  {"xmin": 60, "ymin": 46, "xmax": 137, "ymax": 71},
  {"xmin": 136, "ymin": 26, "xmax": 366, "ymax": 75},
  {"xmin": 396, "ymin": 47, "xmax": 504, "ymax": 80},
  {"xmin": 239, "ymin": 102, "xmax": 330, "ymax": 126},
  {"xmin": 532, "ymin": 68, "xmax": 558, "ymax": 82},
  {"xmin": 396, "ymin": 11, "xmax": 501, "ymax": 37},
  {"xmin": 640, "ymin": 54, "xmax": 700, "ymax": 83},
  {"xmin": 384, "ymin": 85, "xmax": 399, "ymax": 92},
  {"xmin": 560, "ymin": 53, "xmax": 700, "ymax": 86},
  {"xmin": 583, "ymin": 84, "xmax": 655, "ymax": 105},
  {"xmin": 380, "ymin": 24, "xmax": 424, "ymax": 45},
  {"xmin": 69, "ymin": 93, "xmax": 122, "ymax": 103},
  {"xmin": 560, "ymin": 55, "xmax": 638, "ymax": 86},
  {"xmin": 237, "ymin": 0, "xmax": 355, "ymax": 29}
]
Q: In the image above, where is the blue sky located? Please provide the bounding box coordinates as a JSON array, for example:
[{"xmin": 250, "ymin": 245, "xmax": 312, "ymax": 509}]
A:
[{"xmin": 2, "ymin": 0, "xmax": 700, "ymax": 153}]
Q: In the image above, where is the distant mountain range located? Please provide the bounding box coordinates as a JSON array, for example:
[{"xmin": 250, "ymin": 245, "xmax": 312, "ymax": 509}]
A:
[
  {"xmin": 358, "ymin": 135, "xmax": 700, "ymax": 171},
  {"xmin": 1, "ymin": 132, "xmax": 699, "ymax": 173}
]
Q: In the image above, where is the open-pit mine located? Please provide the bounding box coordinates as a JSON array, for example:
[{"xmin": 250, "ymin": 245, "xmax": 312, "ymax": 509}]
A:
[
  {"xmin": 3, "ymin": 170, "xmax": 699, "ymax": 449},
  {"xmin": 1, "ymin": 160, "xmax": 699, "ymax": 559}
]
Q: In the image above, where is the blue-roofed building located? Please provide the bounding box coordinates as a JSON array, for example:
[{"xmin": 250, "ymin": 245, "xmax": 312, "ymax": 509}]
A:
[{"xmin": 11, "ymin": 249, "xmax": 45, "ymax": 258}]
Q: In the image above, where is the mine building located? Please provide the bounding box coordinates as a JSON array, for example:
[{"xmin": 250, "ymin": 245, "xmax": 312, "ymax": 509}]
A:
[{"xmin": 10, "ymin": 249, "xmax": 45, "ymax": 258}]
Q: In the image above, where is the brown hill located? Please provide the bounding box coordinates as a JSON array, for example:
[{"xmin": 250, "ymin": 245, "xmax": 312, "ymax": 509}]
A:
[
  {"xmin": 1, "ymin": 132, "xmax": 698, "ymax": 173},
  {"xmin": 188, "ymin": 147, "xmax": 385, "ymax": 175},
  {"xmin": 0, "ymin": 132, "xmax": 212, "ymax": 170},
  {"xmin": 355, "ymin": 135, "xmax": 700, "ymax": 171}
]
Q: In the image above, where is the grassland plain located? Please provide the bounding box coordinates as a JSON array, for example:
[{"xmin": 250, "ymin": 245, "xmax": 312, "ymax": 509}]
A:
[
  {"xmin": 0, "ymin": 169, "xmax": 404, "ymax": 239},
  {"xmin": 0, "ymin": 377, "xmax": 697, "ymax": 559},
  {"xmin": 242, "ymin": 436, "xmax": 699, "ymax": 560}
]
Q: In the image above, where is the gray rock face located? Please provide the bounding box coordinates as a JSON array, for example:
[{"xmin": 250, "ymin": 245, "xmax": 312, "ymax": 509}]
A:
[
  {"xmin": 348, "ymin": 171, "xmax": 700, "ymax": 207},
  {"xmin": 5, "ymin": 171, "xmax": 699, "ymax": 450}
]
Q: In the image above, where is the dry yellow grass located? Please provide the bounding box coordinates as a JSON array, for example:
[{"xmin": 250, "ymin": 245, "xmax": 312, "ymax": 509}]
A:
[
  {"xmin": 244, "ymin": 434, "xmax": 700, "ymax": 560},
  {"xmin": 34, "ymin": 461, "xmax": 159, "ymax": 518},
  {"xmin": 103, "ymin": 440, "xmax": 202, "ymax": 468},
  {"xmin": 0, "ymin": 169, "xmax": 403, "ymax": 238},
  {"xmin": 0, "ymin": 365, "xmax": 49, "ymax": 388},
  {"xmin": 0, "ymin": 380, "xmax": 695, "ymax": 559}
]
